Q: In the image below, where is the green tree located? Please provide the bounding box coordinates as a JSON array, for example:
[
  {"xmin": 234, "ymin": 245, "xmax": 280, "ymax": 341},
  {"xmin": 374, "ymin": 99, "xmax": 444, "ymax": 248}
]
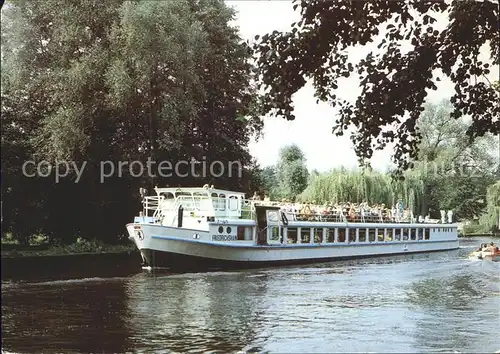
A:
[
  {"xmin": 1, "ymin": 0, "xmax": 125, "ymax": 244},
  {"xmin": 1, "ymin": 0, "xmax": 260, "ymax": 243},
  {"xmin": 308, "ymin": 169, "xmax": 320, "ymax": 184},
  {"xmin": 297, "ymin": 100, "xmax": 497, "ymax": 220},
  {"xmin": 275, "ymin": 145, "xmax": 309, "ymax": 200},
  {"xmin": 259, "ymin": 165, "xmax": 278, "ymax": 198},
  {"xmin": 411, "ymin": 100, "xmax": 498, "ymax": 219},
  {"xmin": 253, "ymin": 0, "xmax": 499, "ymax": 173}
]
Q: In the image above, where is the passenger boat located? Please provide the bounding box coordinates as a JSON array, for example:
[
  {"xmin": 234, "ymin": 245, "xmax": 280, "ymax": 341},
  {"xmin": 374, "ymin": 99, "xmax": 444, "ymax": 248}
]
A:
[
  {"xmin": 125, "ymin": 186, "xmax": 459, "ymax": 271},
  {"xmin": 469, "ymin": 243, "xmax": 500, "ymax": 261}
]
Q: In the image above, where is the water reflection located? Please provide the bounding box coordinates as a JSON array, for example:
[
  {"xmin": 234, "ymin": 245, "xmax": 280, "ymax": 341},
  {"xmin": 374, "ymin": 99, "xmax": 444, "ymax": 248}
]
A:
[
  {"xmin": 407, "ymin": 275, "xmax": 486, "ymax": 311},
  {"xmin": 405, "ymin": 258, "xmax": 500, "ymax": 353},
  {"xmin": 2, "ymin": 237, "xmax": 499, "ymax": 353},
  {"xmin": 124, "ymin": 271, "xmax": 269, "ymax": 352},
  {"xmin": 1, "ymin": 277, "xmax": 133, "ymax": 353}
]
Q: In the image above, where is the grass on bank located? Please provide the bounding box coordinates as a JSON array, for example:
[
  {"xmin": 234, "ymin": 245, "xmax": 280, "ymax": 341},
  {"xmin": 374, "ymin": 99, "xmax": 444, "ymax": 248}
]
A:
[
  {"xmin": 461, "ymin": 222, "xmax": 500, "ymax": 237},
  {"xmin": 1, "ymin": 233, "xmax": 136, "ymax": 257}
]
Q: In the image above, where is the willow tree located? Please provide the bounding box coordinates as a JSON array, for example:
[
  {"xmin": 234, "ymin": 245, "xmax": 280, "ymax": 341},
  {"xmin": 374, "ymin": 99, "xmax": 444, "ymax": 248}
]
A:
[
  {"xmin": 298, "ymin": 169, "xmax": 425, "ymax": 213},
  {"xmin": 478, "ymin": 181, "xmax": 500, "ymax": 233},
  {"xmin": 253, "ymin": 0, "xmax": 499, "ymax": 174}
]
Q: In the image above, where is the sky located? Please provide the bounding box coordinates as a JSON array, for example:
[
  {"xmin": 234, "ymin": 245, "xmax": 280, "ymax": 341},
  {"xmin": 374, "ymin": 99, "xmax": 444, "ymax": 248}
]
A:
[{"xmin": 225, "ymin": 0, "xmax": 499, "ymax": 172}]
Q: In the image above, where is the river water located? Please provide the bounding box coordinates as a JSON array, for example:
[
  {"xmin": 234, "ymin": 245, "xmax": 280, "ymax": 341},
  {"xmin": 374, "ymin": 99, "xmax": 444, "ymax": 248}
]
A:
[{"xmin": 2, "ymin": 237, "xmax": 499, "ymax": 353}]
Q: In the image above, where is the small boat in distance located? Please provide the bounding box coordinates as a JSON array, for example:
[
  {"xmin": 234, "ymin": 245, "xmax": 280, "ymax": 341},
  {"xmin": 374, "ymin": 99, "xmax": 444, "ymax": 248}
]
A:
[
  {"xmin": 125, "ymin": 186, "xmax": 460, "ymax": 271},
  {"xmin": 469, "ymin": 242, "xmax": 500, "ymax": 261}
]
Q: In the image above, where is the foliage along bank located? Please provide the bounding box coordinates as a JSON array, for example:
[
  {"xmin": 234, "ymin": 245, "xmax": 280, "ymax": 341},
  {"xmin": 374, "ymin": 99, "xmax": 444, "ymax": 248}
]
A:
[
  {"xmin": 255, "ymin": 101, "xmax": 499, "ymax": 225},
  {"xmin": 1, "ymin": 0, "xmax": 262, "ymax": 245}
]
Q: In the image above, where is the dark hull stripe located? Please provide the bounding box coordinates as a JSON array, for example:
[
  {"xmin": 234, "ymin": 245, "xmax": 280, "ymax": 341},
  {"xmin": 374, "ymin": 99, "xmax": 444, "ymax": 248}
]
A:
[{"xmin": 140, "ymin": 247, "xmax": 459, "ymax": 272}]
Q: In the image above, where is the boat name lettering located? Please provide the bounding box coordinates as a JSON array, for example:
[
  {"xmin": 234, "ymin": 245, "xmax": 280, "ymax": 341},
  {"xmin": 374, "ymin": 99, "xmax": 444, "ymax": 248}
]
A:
[{"xmin": 212, "ymin": 234, "xmax": 237, "ymax": 241}]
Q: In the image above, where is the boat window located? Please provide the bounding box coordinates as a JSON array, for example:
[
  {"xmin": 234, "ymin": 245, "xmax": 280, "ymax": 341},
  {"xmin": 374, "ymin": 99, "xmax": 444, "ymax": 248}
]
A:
[
  {"xmin": 369, "ymin": 228, "xmax": 376, "ymax": 242},
  {"xmin": 211, "ymin": 193, "xmax": 218, "ymax": 208},
  {"xmin": 394, "ymin": 228, "xmax": 401, "ymax": 241},
  {"xmin": 268, "ymin": 226, "xmax": 280, "ymax": 241},
  {"xmin": 160, "ymin": 192, "xmax": 175, "ymax": 199},
  {"xmin": 377, "ymin": 229, "xmax": 384, "ymax": 242},
  {"xmin": 424, "ymin": 228, "xmax": 430, "ymax": 240},
  {"xmin": 326, "ymin": 229, "xmax": 335, "ymax": 243},
  {"xmin": 218, "ymin": 194, "xmax": 226, "ymax": 210},
  {"xmin": 267, "ymin": 210, "xmax": 279, "ymax": 222},
  {"xmin": 301, "ymin": 228, "xmax": 311, "ymax": 243},
  {"xmin": 359, "ymin": 228, "xmax": 366, "ymax": 242},
  {"xmin": 193, "ymin": 192, "xmax": 208, "ymax": 198},
  {"xmin": 402, "ymin": 229, "xmax": 409, "ymax": 241},
  {"xmin": 287, "ymin": 228, "xmax": 298, "ymax": 244},
  {"xmin": 237, "ymin": 226, "xmax": 253, "ymax": 241},
  {"xmin": 348, "ymin": 228, "xmax": 356, "ymax": 243},
  {"xmin": 338, "ymin": 228, "xmax": 346, "ymax": 242},
  {"xmin": 313, "ymin": 228, "xmax": 322, "ymax": 243},
  {"xmin": 418, "ymin": 228, "xmax": 423, "ymax": 240},
  {"xmin": 384, "ymin": 229, "xmax": 391, "ymax": 241},
  {"xmin": 175, "ymin": 191, "xmax": 192, "ymax": 198},
  {"xmin": 410, "ymin": 228, "xmax": 416, "ymax": 240},
  {"xmin": 228, "ymin": 195, "xmax": 239, "ymax": 211}
]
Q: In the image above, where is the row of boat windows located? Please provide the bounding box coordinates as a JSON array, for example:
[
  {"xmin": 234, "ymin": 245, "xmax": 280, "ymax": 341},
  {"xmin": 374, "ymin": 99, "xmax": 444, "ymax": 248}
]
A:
[
  {"xmin": 274, "ymin": 228, "xmax": 431, "ymax": 243},
  {"xmin": 436, "ymin": 228, "xmax": 453, "ymax": 232},
  {"xmin": 236, "ymin": 227, "xmax": 433, "ymax": 242},
  {"xmin": 160, "ymin": 192, "xmax": 242, "ymax": 212}
]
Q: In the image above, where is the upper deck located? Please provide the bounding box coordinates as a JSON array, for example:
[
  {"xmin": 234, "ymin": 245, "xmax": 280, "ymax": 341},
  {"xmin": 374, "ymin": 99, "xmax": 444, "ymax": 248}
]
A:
[
  {"xmin": 141, "ymin": 186, "xmax": 249, "ymax": 222},
  {"xmin": 139, "ymin": 186, "xmax": 452, "ymax": 226}
]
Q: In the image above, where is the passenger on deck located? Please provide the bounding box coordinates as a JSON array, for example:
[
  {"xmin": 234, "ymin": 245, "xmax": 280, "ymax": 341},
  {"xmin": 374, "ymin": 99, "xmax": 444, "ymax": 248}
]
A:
[
  {"xmin": 252, "ymin": 192, "xmax": 261, "ymax": 201},
  {"xmin": 348, "ymin": 205, "xmax": 356, "ymax": 221}
]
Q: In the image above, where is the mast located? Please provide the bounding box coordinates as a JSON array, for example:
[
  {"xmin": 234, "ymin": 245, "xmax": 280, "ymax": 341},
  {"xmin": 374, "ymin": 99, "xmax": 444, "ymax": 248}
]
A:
[{"xmin": 149, "ymin": 62, "xmax": 158, "ymax": 193}]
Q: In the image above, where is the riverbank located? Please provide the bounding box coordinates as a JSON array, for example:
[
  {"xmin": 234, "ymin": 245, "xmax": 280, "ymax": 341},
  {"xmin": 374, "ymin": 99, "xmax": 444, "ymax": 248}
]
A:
[
  {"xmin": 1, "ymin": 251, "xmax": 141, "ymax": 281},
  {"xmin": 459, "ymin": 232, "xmax": 499, "ymax": 238},
  {"xmin": 1, "ymin": 235, "xmax": 137, "ymax": 258},
  {"xmin": 461, "ymin": 234, "xmax": 499, "ymax": 238}
]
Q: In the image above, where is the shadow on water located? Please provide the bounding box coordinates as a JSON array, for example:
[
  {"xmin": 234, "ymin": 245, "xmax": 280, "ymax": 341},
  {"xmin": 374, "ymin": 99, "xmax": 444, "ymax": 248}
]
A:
[
  {"xmin": 1, "ymin": 277, "xmax": 134, "ymax": 353},
  {"xmin": 1, "ymin": 251, "xmax": 143, "ymax": 282}
]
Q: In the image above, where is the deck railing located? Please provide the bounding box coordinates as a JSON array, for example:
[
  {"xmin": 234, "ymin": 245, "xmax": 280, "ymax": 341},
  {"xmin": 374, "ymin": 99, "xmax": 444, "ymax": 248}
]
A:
[
  {"xmin": 142, "ymin": 196, "xmax": 442, "ymax": 224},
  {"xmin": 142, "ymin": 196, "xmax": 164, "ymax": 217},
  {"xmin": 252, "ymin": 201, "xmax": 424, "ymax": 224}
]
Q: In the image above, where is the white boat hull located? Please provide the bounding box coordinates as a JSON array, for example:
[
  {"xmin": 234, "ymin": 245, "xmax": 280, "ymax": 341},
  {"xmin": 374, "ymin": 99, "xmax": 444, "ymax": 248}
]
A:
[{"xmin": 127, "ymin": 223, "xmax": 459, "ymax": 271}]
